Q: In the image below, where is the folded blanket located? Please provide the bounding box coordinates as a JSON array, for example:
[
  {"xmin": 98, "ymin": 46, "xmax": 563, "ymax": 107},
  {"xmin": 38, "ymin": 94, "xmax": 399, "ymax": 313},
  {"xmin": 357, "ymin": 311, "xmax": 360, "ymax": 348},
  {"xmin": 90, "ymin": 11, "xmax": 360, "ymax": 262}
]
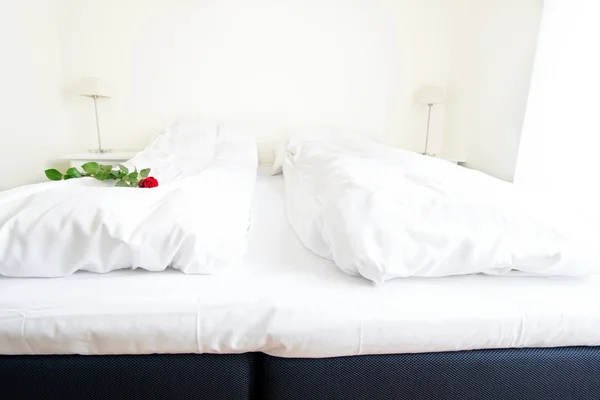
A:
[
  {"xmin": 283, "ymin": 135, "xmax": 599, "ymax": 284},
  {"xmin": 0, "ymin": 122, "xmax": 257, "ymax": 277}
]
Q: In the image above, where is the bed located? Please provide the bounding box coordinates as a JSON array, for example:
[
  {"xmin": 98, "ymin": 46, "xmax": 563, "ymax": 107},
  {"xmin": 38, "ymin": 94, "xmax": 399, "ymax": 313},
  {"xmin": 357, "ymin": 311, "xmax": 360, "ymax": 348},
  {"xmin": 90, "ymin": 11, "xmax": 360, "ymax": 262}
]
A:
[{"xmin": 2, "ymin": 175, "xmax": 600, "ymax": 399}]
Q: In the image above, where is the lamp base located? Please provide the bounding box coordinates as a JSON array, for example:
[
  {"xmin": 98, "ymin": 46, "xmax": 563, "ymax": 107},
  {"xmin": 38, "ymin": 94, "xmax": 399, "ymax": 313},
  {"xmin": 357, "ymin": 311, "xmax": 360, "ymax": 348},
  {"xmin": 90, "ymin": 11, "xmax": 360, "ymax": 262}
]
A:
[{"xmin": 88, "ymin": 148, "xmax": 112, "ymax": 154}]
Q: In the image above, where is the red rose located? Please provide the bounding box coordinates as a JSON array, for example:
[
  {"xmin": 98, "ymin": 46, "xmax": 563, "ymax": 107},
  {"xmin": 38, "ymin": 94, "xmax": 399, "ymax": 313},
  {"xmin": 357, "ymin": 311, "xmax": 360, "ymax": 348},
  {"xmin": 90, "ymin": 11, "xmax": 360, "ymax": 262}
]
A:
[{"xmin": 138, "ymin": 177, "xmax": 159, "ymax": 188}]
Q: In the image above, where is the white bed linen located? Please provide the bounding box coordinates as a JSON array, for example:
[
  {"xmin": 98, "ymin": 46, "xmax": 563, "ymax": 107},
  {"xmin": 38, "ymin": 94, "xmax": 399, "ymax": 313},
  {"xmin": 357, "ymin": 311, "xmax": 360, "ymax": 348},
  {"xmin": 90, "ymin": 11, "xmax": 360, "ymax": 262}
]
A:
[
  {"xmin": 283, "ymin": 136, "xmax": 600, "ymax": 283},
  {"xmin": 0, "ymin": 122, "xmax": 257, "ymax": 277},
  {"xmin": 1, "ymin": 176, "xmax": 600, "ymax": 357}
]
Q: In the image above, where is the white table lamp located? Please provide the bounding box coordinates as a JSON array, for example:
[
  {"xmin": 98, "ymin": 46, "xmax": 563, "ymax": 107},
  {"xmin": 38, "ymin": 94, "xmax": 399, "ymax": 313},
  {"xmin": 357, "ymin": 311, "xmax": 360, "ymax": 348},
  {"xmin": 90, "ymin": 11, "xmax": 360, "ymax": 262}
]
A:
[
  {"xmin": 416, "ymin": 86, "xmax": 445, "ymax": 156},
  {"xmin": 79, "ymin": 77, "xmax": 111, "ymax": 153}
]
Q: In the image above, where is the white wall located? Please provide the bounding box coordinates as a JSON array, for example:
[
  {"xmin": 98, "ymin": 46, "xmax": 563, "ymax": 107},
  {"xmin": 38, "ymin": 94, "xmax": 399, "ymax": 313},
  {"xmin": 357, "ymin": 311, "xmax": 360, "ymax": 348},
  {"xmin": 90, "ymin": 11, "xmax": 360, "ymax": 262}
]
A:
[
  {"xmin": 444, "ymin": 0, "xmax": 543, "ymax": 181},
  {"xmin": 0, "ymin": 0, "xmax": 69, "ymax": 191},
  {"xmin": 56, "ymin": 0, "xmax": 453, "ymax": 154},
  {"xmin": 0, "ymin": 0, "xmax": 544, "ymax": 189},
  {"xmin": 515, "ymin": 0, "xmax": 600, "ymax": 207}
]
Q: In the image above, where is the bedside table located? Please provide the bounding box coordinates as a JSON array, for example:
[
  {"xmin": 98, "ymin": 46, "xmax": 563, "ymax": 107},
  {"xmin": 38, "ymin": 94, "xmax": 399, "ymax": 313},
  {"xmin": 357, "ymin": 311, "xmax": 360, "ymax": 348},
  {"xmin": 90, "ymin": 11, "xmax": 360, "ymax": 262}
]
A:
[
  {"xmin": 436, "ymin": 157, "xmax": 466, "ymax": 165},
  {"xmin": 427, "ymin": 155, "xmax": 466, "ymax": 165},
  {"xmin": 65, "ymin": 151, "xmax": 139, "ymax": 168}
]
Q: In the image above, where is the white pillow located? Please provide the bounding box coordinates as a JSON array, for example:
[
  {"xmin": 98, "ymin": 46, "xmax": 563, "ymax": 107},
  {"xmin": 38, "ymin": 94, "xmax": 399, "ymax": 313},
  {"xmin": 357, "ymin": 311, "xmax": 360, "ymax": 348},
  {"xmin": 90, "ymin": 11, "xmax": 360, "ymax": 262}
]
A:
[
  {"xmin": 0, "ymin": 122, "xmax": 257, "ymax": 277},
  {"xmin": 283, "ymin": 136, "xmax": 600, "ymax": 284}
]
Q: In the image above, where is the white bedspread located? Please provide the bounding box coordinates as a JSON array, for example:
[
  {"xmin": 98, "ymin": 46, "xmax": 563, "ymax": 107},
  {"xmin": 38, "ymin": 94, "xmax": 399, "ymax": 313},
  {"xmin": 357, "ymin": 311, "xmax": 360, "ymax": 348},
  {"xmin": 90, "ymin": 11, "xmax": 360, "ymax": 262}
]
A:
[
  {"xmin": 0, "ymin": 122, "xmax": 257, "ymax": 277},
  {"xmin": 283, "ymin": 136, "xmax": 600, "ymax": 284},
  {"xmin": 2, "ymin": 176, "xmax": 600, "ymax": 357}
]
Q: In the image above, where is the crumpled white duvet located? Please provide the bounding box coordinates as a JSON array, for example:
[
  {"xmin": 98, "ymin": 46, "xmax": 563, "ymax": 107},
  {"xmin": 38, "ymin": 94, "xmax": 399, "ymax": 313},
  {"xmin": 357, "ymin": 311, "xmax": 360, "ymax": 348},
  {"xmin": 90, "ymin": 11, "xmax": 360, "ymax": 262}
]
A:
[
  {"xmin": 283, "ymin": 136, "xmax": 600, "ymax": 284},
  {"xmin": 0, "ymin": 122, "xmax": 257, "ymax": 277}
]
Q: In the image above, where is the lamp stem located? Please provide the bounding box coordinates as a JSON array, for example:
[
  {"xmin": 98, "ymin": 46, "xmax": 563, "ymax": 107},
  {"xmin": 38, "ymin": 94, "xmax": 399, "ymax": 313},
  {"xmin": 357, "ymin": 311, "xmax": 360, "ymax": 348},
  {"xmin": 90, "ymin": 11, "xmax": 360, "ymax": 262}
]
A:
[
  {"xmin": 424, "ymin": 103, "xmax": 433, "ymax": 155},
  {"xmin": 93, "ymin": 95, "xmax": 103, "ymax": 152}
]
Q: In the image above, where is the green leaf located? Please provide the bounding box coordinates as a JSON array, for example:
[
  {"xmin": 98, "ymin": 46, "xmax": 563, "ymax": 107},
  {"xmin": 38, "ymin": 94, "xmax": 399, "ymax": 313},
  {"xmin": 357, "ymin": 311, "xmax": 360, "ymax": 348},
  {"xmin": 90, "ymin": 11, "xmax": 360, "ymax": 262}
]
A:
[
  {"xmin": 130, "ymin": 182, "xmax": 138, "ymax": 187},
  {"xmin": 140, "ymin": 168, "xmax": 151, "ymax": 178},
  {"xmin": 95, "ymin": 172, "xmax": 109, "ymax": 181},
  {"xmin": 45, "ymin": 169, "xmax": 63, "ymax": 181},
  {"xmin": 100, "ymin": 164, "xmax": 113, "ymax": 173},
  {"xmin": 115, "ymin": 181, "xmax": 130, "ymax": 187},
  {"xmin": 118, "ymin": 165, "xmax": 129, "ymax": 175},
  {"xmin": 65, "ymin": 167, "xmax": 82, "ymax": 179},
  {"xmin": 109, "ymin": 170, "xmax": 121, "ymax": 180},
  {"xmin": 81, "ymin": 162, "xmax": 99, "ymax": 175},
  {"xmin": 128, "ymin": 171, "xmax": 138, "ymax": 180}
]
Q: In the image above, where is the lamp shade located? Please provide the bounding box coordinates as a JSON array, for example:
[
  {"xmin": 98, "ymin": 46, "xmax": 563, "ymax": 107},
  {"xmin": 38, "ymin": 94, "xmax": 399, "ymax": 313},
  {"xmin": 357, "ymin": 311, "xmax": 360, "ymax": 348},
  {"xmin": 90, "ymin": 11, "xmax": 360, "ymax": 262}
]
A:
[
  {"xmin": 78, "ymin": 77, "xmax": 111, "ymax": 98},
  {"xmin": 415, "ymin": 86, "xmax": 445, "ymax": 105}
]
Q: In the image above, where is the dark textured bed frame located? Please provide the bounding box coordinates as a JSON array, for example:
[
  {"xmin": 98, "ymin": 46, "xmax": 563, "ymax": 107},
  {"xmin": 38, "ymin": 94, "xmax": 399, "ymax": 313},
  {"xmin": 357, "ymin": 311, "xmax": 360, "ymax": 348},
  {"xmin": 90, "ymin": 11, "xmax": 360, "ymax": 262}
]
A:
[{"xmin": 2, "ymin": 347, "xmax": 600, "ymax": 399}]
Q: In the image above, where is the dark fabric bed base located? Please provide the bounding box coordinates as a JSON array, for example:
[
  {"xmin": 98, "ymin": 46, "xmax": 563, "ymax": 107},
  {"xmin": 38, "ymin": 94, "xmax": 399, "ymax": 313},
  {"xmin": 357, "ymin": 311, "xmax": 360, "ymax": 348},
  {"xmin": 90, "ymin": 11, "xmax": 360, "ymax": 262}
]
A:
[
  {"xmin": 2, "ymin": 347, "xmax": 600, "ymax": 400},
  {"xmin": 264, "ymin": 347, "xmax": 600, "ymax": 400},
  {"xmin": 0, "ymin": 353, "xmax": 260, "ymax": 400}
]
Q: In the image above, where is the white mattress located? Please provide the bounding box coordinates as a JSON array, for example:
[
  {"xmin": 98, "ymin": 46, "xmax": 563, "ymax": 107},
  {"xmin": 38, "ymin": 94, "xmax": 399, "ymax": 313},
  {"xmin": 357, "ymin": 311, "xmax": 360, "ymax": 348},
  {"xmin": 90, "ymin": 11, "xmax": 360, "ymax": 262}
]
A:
[{"xmin": 1, "ymin": 175, "xmax": 600, "ymax": 357}]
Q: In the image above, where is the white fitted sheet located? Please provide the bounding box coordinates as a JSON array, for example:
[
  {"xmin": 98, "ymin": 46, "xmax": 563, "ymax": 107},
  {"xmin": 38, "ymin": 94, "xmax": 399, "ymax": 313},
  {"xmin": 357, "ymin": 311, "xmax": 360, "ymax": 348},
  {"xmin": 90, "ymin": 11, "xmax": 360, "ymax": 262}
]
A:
[{"xmin": 1, "ymin": 175, "xmax": 600, "ymax": 357}]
